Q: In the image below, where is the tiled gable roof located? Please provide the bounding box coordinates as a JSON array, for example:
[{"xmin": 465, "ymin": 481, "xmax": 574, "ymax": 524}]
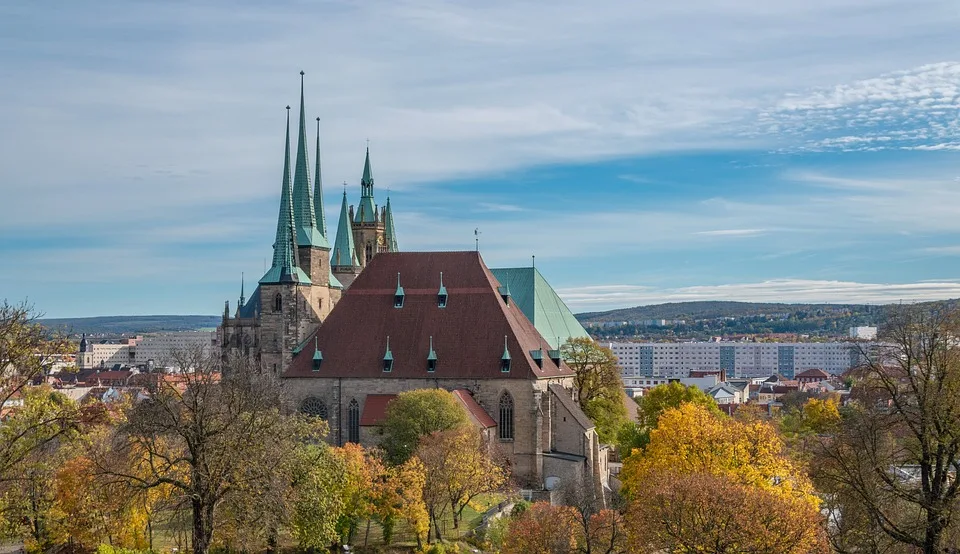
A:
[
  {"xmin": 796, "ymin": 368, "xmax": 830, "ymax": 379},
  {"xmin": 453, "ymin": 389, "xmax": 496, "ymax": 428},
  {"xmin": 285, "ymin": 252, "xmax": 569, "ymax": 379}
]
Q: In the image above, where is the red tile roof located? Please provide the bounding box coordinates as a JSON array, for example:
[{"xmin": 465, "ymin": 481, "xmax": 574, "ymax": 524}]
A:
[
  {"xmin": 453, "ymin": 389, "xmax": 496, "ymax": 428},
  {"xmin": 285, "ymin": 252, "xmax": 570, "ymax": 380},
  {"xmin": 359, "ymin": 394, "xmax": 397, "ymax": 426},
  {"xmin": 796, "ymin": 368, "xmax": 830, "ymax": 380}
]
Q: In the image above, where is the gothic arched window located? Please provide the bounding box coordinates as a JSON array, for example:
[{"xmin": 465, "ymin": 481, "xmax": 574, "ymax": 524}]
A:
[
  {"xmin": 274, "ymin": 293, "xmax": 282, "ymax": 312},
  {"xmin": 499, "ymin": 392, "xmax": 514, "ymax": 441},
  {"xmin": 347, "ymin": 399, "xmax": 360, "ymax": 443},
  {"xmin": 299, "ymin": 396, "xmax": 328, "ymax": 420},
  {"xmin": 365, "ymin": 243, "xmax": 373, "ymax": 263}
]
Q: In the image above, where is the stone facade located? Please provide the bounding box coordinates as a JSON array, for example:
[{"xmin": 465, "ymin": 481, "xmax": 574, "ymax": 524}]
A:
[{"xmin": 287, "ymin": 374, "xmax": 603, "ymax": 490}]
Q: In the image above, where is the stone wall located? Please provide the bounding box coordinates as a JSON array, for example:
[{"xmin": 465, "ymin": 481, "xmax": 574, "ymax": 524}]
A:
[{"xmin": 286, "ymin": 375, "xmax": 576, "ymax": 488}]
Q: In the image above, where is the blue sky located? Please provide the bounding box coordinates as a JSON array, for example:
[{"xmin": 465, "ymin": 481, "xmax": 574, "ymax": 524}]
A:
[{"xmin": 2, "ymin": 0, "xmax": 960, "ymax": 317}]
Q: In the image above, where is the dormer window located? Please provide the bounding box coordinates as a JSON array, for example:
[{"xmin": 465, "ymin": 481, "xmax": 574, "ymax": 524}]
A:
[
  {"xmin": 437, "ymin": 272, "xmax": 448, "ymax": 308},
  {"xmin": 427, "ymin": 336, "xmax": 437, "ymax": 372},
  {"xmin": 394, "ymin": 272, "xmax": 405, "ymax": 308},
  {"xmin": 498, "ymin": 285, "xmax": 511, "ymax": 305},
  {"xmin": 530, "ymin": 348, "xmax": 543, "ymax": 369},
  {"xmin": 312, "ymin": 338, "xmax": 323, "ymax": 371},
  {"xmin": 383, "ymin": 336, "xmax": 394, "ymax": 372},
  {"xmin": 548, "ymin": 349, "xmax": 562, "ymax": 367},
  {"xmin": 501, "ymin": 336, "xmax": 511, "ymax": 373}
]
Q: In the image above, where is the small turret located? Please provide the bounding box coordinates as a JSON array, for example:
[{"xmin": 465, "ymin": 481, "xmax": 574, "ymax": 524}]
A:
[
  {"xmin": 355, "ymin": 146, "xmax": 378, "ymax": 224},
  {"xmin": 332, "ymin": 191, "xmax": 360, "ymax": 269}
]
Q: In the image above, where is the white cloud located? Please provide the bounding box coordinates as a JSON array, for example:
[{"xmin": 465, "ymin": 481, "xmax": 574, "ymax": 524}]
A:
[
  {"xmin": 558, "ymin": 279, "xmax": 960, "ymax": 311},
  {"xmin": 1, "ymin": 0, "xmax": 959, "ymax": 227}
]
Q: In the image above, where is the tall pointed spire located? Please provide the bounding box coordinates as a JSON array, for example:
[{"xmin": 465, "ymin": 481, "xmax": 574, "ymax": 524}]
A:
[
  {"xmin": 292, "ymin": 71, "xmax": 328, "ymax": 248},
  {"xmin": 261, "ymin": 106, "xmax": 311, "ymax": 285},
  {"xmin": 238, "ymin": 272, "xmax": 246, "ymax": 310},
  {"xmin": 355, "ymin": 145, "xmax": 378, "ymax": 223},
  {"xmin": 313, "ymin": 116, "xmax": 328, "ymax": 240},
  {"xmin": 384, "ymin": 195, "xmax": 399, "ymax": 252},
  {"xmin": 332, "ymin": 190, "xmax": 360, "ymax": 268}
]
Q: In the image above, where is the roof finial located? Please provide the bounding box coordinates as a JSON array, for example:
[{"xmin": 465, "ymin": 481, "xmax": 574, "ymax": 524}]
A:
[
  {"xmin": 532, "ymin": 255, "xmax": 536, "ymax": 268},
  {"xmin": 475, "ymin": 228, "xmax": 481, "ymax": 252}
]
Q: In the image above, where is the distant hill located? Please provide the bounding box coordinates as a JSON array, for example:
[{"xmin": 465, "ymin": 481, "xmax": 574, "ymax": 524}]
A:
[
  {"xmin": 40, "ymin": 315, "xmax": 221, "ymax": 336},
  {"xmin": 576, "ymin": 301, "xmax": 881, "ymax": 323},
  {"xmin": 575, "ymin": 300, "xmax": 957, "ymax": 340}
]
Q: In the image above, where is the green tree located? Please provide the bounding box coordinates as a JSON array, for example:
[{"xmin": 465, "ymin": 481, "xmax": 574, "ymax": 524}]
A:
[
  {"xmin": 99, "ymin": 350, "xmax": 325, "ymax": 554},
  {"xmin": 290, "ymin": 443, "xmax": 346, "ymax": 550},
  {"xmin": 561, "ymin": 338, "xmax": 628, "ymax": 443},
  {"xmin": 632, "ymin": 382, "xmax": 720, "ymax": 450},
  {"xmin": 0, "ymin": 301, "xmax": 73, "ymax": 481},
  {"xmin": 380, "ymin": 389, "xmax": 468, "ymax": 465}
]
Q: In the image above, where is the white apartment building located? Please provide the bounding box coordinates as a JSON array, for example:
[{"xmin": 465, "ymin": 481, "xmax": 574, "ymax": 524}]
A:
[
  {"xmin": 78, "ymin": 332, "xmax": 215, "ymax": 369},
  {"xmin": 608, "ymin": 341, "xmax": 869, "ymax": 379}
]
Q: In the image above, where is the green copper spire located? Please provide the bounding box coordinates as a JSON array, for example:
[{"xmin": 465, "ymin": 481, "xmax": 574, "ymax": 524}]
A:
[
  {"xmin": 355, "ymin": 146, "xmax": 378, "ymax": 223},
  {"xmin": 261, "ymin": 106, "xmax": 311, "ymax": 285},
  {"xmin": 332, "ymin": 190, "xmax": 360, "ymax": 268},
  {"xmin": 384, "ymin": 195, "xmax": 398, "ymax": 252},
  {"xmin": 313, "ymin": 116, "xmax": 328, "ymax": 241},
  {"xmin": 292, "ymin": 72, "xmax": 329, "ymax": 249}
]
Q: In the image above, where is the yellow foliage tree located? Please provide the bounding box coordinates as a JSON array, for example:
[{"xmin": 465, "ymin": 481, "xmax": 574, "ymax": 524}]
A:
[
  {"xmin": 620, "ymin": 403, "xmax": 826, "ymax": 553},
  {"xmin": 622, "ymin": 402, "xmax": 817, "ymax": 506}
]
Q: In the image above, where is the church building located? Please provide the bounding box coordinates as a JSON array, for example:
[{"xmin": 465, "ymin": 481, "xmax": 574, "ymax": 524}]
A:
[
  {"xmin": 283, "ymin": 251, "xmax": 606, "ymax": 495},
  {"xmin": 219, "ymin": 74, "xmax": 398, "ymax": 373}
]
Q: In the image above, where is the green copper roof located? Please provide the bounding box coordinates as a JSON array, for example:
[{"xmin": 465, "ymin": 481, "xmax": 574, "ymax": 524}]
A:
[
  {"xmin": 331, "ymin": 191, "xmax": 360, "ymax": 268},
  {"xmin": 292, "ymin": 73, "xmax": 329, "ymax": 249},
  {"xmin": 490, "ymin": 267, "xmax": 589, "ymax": 350},
  {"xmin": 383, "ymin": 336, "xmax": 393, "ymax": 362},
  {"xmin": 384, "ymin": 196, "xmax": 399, "ymax": 252},
  {"xmin": 427, "ymin": 336, "xmax": 437, "ymax": 361},
  {"xmin": 261, "ymin": 107, "xmax": 311, "ymax": 285},
  {"xmin": 313, "ymin": 117, "xmax": 328, "ymax": 241},
  {"xmin": 355, "ymin": 147, "xmax": 377, "ymax": 223}
]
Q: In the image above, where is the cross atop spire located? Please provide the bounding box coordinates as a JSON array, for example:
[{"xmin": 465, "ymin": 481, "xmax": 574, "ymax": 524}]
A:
[{"xmin": 260, "ymin": 106, "xmax": 310, "ymax": 285}]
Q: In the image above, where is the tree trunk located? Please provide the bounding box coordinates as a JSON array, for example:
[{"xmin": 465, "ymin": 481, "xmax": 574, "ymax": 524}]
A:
[
  {"xmin": 924, "ymin": 510, "xmax": 944, "ymax": 554},
  {"xmin": 192, "ymin": 497, "xmax": 215, "ymax": 554}
]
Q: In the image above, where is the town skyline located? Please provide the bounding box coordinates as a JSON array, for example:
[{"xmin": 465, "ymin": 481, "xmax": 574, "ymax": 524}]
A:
[{"xmin": 2, "ymin": 1, "xmax": 960, "ymax": 318}]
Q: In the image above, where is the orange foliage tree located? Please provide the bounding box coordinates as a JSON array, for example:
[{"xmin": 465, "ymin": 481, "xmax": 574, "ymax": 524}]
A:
[{"xmin": 502, "ymin": 502, "xmax": 579, "ymax": 554}]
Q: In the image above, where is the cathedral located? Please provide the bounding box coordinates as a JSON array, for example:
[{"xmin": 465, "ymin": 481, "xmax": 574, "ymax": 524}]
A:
[
  {"xmin": 219, "ymin": 74, "xmax": 606, "ymax": 496},
  {"xmin": 219, "ymin": 74, "xmax": 398, "ymax": 373}
]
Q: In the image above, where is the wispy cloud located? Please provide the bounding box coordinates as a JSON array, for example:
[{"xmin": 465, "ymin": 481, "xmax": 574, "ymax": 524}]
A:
[
  {"xmin": 559, "ymin": 279, "xmax": 960, "ymax": 311},
  {"xmin": 694, "ymin": 229, "xmax": 768, "ymax": 237}
]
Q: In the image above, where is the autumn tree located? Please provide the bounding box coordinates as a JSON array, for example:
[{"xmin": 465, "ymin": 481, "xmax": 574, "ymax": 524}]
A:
[
  {"xmin": 561, "ymin": 338, "xmax": 628, "ymax": 443},
  {"xmin": 100, "ymin": 349, "xmax": 325, "ymax": 554},
  {"xmin": 0, "ymin": 302, "xmax": 74, "ymax": 481},
  {"xmin": 380, "ymin": 389, "xmax": 468, "ymax": 464},
  {"xmin": 621, "ymin": 403, "xmax": 826, "ymax": 552},
  {"xmin": 0, "ymin": 387, "xmax": 79, "ymax": 551},
  {"xmin": 815, "ymin": 304, "xmax": 960, "ymax": 554},
  {"xmin": 502, "ymin": 502, "xmax": 579, "ymax": 554},
  {"xmin": 370, "ymin": 455, "xmax": 429, "ymax": 548},
  {"xmin": 334, "ymin": 442, "xmax": 381, "ymax": 545},
  {"xmin": 416, "ymin": 426, "xmax": 506, "ymax": 541}
]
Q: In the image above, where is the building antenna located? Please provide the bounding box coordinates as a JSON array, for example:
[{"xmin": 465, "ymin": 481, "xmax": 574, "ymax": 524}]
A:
[{"xmin": 532, "ymin": 255, "xmax": 535, "ymax": 268}]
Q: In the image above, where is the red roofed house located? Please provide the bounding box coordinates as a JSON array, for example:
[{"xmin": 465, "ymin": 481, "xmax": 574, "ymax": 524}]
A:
[
  {"xmin": 284, "ymin": 251, "xmax": 605, "ymax": 495},
  {"xmin": 795, "ymin": 368, "xmax": 830, "ymax": 384}
]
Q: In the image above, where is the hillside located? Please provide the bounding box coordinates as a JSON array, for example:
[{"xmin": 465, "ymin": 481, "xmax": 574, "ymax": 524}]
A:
[
  {"xmin": 576, "ymin": 299, "xmax": 957, "ymax": 340},
  {"xmin": 40, "ymin": 315, "xmax": 221, "ymax": 336}
]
